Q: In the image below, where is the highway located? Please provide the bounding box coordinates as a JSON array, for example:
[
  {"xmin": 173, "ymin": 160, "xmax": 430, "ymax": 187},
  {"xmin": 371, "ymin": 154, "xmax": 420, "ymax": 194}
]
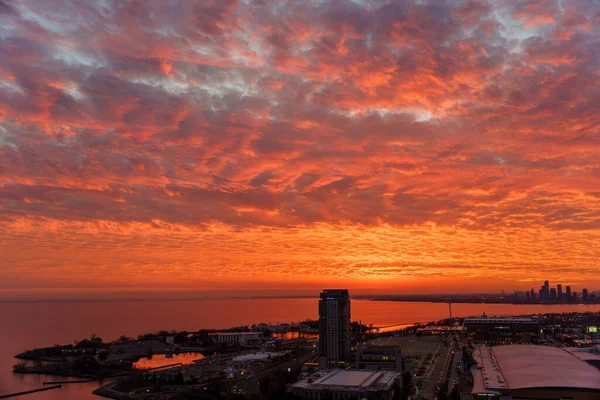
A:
[
  {"xmin": 446, "ymin": 342, "xmax": 462, "ymax": 395},
  {"xmin": 419, "ymin": 341, "xmax": 452, "ymax": 399}
]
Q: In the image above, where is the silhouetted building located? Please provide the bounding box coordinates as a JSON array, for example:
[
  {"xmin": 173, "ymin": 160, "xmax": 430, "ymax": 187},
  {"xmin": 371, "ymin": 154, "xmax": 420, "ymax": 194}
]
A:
[
  {"xmin": 319, "ymin": 289, "xmax": 351, "ymax": 368},
  {"xmin": 540, "ymin": 280, "xmax": 550, "ymax": 303},
  {"xmin": 566, "ymin": 285, "xmax": 572, "ymax": 302},
  {"xmin": 550, "ymin": 288, "xmax": 557, "ymax": 302},
  {"xmin": 557, "ymin": 284, "xmax": 563, "ymax": 301},
  {"xmin": 530, "ymin": 289, "xmax": 536, "ymax": 301},
  {"xmin": 583, "ymin": 289, "xmax": 589, "ymax": 302}
]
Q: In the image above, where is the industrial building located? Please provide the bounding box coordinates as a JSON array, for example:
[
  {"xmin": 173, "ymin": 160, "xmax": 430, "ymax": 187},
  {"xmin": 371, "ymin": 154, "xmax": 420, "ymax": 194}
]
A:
[
  {"xmin": 470, "ymin": 345, "xmax": 600, "ymax": 400},
  {"xmin": 215, "ymin": 332, "xmax": 262, "ymax": 346},
  {"xmin": 290, "ymin": 369, "xmax": 400, "ymax": 400},
  {"xmin": 463, "ymin": 316, "xmax": 539, "ymax": 343},
  {"xmin": 318, "ymin": 289, "xmax": 351, "ymax": 368}
]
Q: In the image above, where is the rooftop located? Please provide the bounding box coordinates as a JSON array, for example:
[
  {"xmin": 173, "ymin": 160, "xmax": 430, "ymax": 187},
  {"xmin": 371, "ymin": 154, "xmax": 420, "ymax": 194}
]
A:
[
  {"xmin": 564, "ymin": 347, "xmax": 600, "ymax": 363},
  {"xmin": 472, "ymin": 345, "xmax": 600, "ymax": 393},
  {"xmin": 291, "ymin": 370, "xmax": 398, "ymax": 392}
]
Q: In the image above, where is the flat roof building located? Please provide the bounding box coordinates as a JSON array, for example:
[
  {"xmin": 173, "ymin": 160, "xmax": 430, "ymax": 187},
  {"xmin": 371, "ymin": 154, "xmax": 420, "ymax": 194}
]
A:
[
  {"xmin": 356, "ymin": 345, "xmax": 404, "ymax": 372},
  {"xmin": 290, "ymin": 369, "xmax": 399, "ymax": 400},
  {"xmin": 471, "ymin": 345, "xmax": 600, "ymax": 400},
  {"xmin": 215, "ymin": 332, "xmax": 262, "ymax": 346},
  {"xmin": 463, "ymin": 316, "xmax": 539, "ymax": 343}
]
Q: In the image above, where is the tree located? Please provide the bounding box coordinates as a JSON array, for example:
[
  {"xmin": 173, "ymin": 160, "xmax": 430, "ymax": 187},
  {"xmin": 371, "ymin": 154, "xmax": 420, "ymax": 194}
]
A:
[
  {"xmin": 90, "ymin": 333, "xmax": 102, "ymax": 343},
  {"xmin": 450, "ymin": 385, "xmax": 460, "ymax": 400}
]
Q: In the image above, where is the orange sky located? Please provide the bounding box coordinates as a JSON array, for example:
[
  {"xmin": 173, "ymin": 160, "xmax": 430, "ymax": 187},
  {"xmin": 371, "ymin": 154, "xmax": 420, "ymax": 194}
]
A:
[{"xmin": 1, "ymin": 0, "xmax": 599, "ymax": 299}]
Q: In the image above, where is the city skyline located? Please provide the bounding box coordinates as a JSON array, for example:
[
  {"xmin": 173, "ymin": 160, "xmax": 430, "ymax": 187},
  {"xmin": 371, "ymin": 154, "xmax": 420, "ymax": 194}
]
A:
[{"xmin": 1, "ymin": 0, "xmax": 600, "ymax": 298}]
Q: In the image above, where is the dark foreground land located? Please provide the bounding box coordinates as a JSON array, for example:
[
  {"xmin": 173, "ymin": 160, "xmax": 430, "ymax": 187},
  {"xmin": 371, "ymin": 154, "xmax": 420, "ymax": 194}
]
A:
[{"xmin": 10, "ymin": 312, "xmax": 600, "ymax": 400}]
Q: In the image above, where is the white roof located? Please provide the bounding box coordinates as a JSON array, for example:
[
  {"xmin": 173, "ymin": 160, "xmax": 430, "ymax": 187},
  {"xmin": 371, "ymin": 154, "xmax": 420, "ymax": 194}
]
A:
[
  {"xmin": 315, "ymin": 370, "xmax": 375, "ymax": 386},
  {"xmin": 292, "ymin": 370, "xmax": 398, "ymax": 391},
  {"xmin": 491, "ymin": 345, "xmax": 600, "ymax": 390}
]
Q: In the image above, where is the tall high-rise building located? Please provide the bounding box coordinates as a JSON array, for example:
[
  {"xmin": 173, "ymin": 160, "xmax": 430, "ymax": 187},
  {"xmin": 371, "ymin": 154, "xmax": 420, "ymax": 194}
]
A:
[
  {"xmin": 566, "ymin": 286, "xmax": 572, "ymax": 302},
  {"xmin": 550, "ymin": 288, "xmax": 557, "ymax": 301},
  {"xmin": 557, "ymin": 284, "xmax": 563, "ymax": 301},
  {"xmin": 541, "ymin": 280, "xmax": 550, "ymax": 303},
  {"xmin": 319, "ymin": 289, "xmax": 351, "ymax": 369},
  {"xmin": 582, "ymin": 289, "xmax": 589, "ymax": 302}
]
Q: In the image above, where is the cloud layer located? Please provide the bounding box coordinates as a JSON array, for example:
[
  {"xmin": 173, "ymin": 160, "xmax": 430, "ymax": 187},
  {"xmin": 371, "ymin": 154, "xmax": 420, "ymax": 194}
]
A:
[{"xmin": 1, "ymin": 0, "xmax": 599, "ymax": 294}]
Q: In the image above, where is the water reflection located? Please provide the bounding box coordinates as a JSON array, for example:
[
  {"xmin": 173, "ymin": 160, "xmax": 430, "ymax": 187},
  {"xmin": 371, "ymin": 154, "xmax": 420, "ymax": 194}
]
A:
[
  {"xmin": 133, "ymin": 352, "xmax": 205, "ymax": 370},
  {"xmin": 271, "ymin": 332, "xmax": 318, "ymax": 340}
]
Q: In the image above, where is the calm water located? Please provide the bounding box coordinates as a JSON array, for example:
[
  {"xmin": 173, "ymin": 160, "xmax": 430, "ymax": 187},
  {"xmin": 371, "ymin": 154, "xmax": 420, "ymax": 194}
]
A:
[
  {"xmin": 1, "ymin": 298, "xmax": 599, "ymax": 399},
  {"xmin": 133, "ymin": 352, "xmax": 205, "ymax": 370}
]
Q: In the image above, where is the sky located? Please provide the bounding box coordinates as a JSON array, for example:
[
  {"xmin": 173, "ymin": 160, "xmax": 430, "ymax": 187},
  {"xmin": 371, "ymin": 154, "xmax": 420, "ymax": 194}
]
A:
[{"xmin": 1, "ymin": 0, "xmax": 599, "ymax": 299}]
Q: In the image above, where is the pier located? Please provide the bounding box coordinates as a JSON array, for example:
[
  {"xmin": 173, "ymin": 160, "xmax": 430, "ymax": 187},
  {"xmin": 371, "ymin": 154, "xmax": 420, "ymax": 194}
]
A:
[
  {"xmin": 43, "ymin": 379, "xmax": 99, "ymax": 384},
  {"xmin": 0, "ymin": 385, "xmax": 62, "ymax": 399}
]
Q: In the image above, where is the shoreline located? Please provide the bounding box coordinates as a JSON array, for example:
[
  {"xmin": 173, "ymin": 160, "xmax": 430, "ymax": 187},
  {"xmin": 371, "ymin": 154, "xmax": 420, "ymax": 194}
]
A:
[
  {"xmin": 2, "ymin": 296, "xmax": 598, "ymax": 306},
  {"xmin": 357, "ymin": 297, "xmax": 600, "ymax": 305}
]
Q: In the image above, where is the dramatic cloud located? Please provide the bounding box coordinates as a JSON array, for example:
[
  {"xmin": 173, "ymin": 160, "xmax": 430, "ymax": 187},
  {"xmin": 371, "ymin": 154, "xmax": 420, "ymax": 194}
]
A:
[{"xmin": 1, "ymin": 0, "xmax": 599, "ymax": 295}]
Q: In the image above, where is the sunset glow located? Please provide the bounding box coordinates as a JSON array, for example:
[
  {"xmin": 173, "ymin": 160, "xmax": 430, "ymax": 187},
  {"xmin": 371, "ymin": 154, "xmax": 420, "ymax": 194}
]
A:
[{"xmin": 1, "ymin": 0, "xmax": 599, "ymax": 297}]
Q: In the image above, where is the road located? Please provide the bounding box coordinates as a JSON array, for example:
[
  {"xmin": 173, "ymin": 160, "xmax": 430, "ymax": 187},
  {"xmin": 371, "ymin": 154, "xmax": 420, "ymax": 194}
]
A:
[
  {"xmin": 420, "ymin": 341, "xmax": 452, "ymax": 400},
  {"xmin": 446, "ymin": 342, "xmax": 462, "ymax": 395}
]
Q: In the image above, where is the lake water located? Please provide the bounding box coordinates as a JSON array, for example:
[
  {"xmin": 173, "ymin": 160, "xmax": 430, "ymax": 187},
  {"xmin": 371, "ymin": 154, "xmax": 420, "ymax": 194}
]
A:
[
  {"xmin": 1, "ymin": 298, "xmax": 599, "ymax": 399},
  {"xmin": 132, "ymin": 352, "xmax": 205, "ymax": 370}
]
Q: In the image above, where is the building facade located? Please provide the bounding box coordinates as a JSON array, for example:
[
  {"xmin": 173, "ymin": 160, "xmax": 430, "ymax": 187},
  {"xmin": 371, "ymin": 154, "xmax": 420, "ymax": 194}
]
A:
[
  {"xmin": 356, "ymin": 346, "xmax": 404, "ymax": 372},
  {"xmin": 319, "ymin": 289, "xmax": 351, "ymax": 369},
  {"xmin": 215, "ymin": 332, "xmax": 262, "ymax": 346}
]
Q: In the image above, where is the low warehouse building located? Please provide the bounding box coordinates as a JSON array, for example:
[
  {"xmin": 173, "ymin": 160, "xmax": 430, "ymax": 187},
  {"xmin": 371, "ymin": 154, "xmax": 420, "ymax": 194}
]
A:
[
  {"xmin": 471, "ymin": 345, "xmax": 600, "ymax": 400},
  {"xmin": 290, "ymin": 369, "xmax": 400, "ymax": 400}
]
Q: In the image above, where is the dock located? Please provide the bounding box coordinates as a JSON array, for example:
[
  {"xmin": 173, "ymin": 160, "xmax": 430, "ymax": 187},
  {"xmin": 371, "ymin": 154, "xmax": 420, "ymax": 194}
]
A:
[
  {"xmin": 0, "ymin": 385, "xmax": 62, "ymax": 399},
  {"xmin": 43, "ymin": 379, "xmax": 99, "ymax": 384}
]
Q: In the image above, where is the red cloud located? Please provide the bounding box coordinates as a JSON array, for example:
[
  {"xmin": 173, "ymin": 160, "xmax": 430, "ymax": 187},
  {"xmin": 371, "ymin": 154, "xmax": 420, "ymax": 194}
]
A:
[{"xmin": 1, "ymin": 0, "xmax": 599, "ymax": 292}]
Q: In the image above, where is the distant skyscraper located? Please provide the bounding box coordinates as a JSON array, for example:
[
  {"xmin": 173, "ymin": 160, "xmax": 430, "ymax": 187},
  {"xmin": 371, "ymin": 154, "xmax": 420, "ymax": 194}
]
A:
[
  {"xmin": 550, "ymin": 288, "xmax": 557, "ymax": 301},
  {"xmin": 582, "ymin": 289, "xmax": 589, "ymax": 302},
  {"xmin": 530, "ymin": 289, "xmax": 535, "ymax": 300},
  {"xmin": 319, "ymin": 289, "xmax": 351, "ymax": 369},
  {"xmin": 541, "ymin": 280, "xmax": 550, "ymax": 303},
  {"xmin": 557, "ymin": 284, "xmax": 563, "ymax": 301},
  {"xmin": 566, "ymin": 286, "xmax": 572, "ymax": 302}
]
